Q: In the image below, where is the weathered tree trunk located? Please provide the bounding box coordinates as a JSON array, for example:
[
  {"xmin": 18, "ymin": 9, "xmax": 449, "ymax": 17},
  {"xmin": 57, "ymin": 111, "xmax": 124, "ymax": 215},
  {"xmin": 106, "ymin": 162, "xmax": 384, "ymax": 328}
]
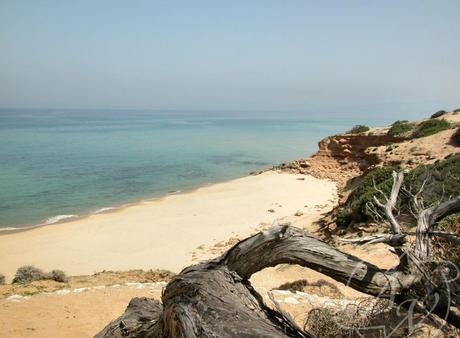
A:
[
  {"xmin": 95, "ymin": 225, "xmax": 435, "ymax": 338},
  {"xmin": 95, "ymin": 297, "xmax": 163, "ymax": 337},
  {"xmin": 415, "ymin": 196, "xmax": 460, "ymax": 260}
]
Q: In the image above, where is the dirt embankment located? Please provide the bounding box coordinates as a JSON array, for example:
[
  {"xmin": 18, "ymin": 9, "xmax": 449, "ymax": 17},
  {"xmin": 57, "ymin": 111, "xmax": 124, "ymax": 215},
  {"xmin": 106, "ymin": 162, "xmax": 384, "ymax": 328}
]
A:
[{"xmin": 367, "ymin": 128, "xmax": 459, "ymax": 169}]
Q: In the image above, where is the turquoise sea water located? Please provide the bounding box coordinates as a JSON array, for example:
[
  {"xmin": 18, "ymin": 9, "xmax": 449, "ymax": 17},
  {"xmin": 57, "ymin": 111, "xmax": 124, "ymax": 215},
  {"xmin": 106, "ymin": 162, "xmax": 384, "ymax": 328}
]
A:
[{"xmin": 0, "ymin": 109, "xmax": 378, "ymax": 229}]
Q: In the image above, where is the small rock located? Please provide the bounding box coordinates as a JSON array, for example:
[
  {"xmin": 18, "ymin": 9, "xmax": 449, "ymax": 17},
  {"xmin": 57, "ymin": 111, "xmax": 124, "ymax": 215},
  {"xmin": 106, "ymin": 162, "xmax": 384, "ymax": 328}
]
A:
[
  {"xmin": 7, "ymin": 294, "xmax": 31, "ymax": 302},
  {"xmin": 299, "ymin": 161, "xmax": 310, "ymax": 168},
  {"xmin": 267, "ymin": 209, "xmax": 275, "ymax": 213},
  {"xmin": 271, "ymin": 290, "xmax": 292, "ymax": 295},
  {"xmin": 294, "ymin": 211, "xmax": 303, "ymax": 217},
  {"xmin": 73, "ymin": 287, "xmax": 90, "ymax": 293},
  {"xmin": 284, "ymin": 297, "xmax": 300, "ymax": 304}
]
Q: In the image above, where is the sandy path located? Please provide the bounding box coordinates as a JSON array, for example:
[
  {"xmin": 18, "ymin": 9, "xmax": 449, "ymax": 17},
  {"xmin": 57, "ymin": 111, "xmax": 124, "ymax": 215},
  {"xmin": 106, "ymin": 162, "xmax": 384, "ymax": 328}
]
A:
[{"xmin": 0, "ymin": 171, "xmax": 336, "ymax": 280}]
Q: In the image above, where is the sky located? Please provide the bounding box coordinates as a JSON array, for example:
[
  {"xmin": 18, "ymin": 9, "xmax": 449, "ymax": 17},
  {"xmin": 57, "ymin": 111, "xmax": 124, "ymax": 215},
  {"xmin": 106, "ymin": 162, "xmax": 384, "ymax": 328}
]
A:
[{"xmin": 1, "ymin": 1, "xmax": 459, "ymax": 118}]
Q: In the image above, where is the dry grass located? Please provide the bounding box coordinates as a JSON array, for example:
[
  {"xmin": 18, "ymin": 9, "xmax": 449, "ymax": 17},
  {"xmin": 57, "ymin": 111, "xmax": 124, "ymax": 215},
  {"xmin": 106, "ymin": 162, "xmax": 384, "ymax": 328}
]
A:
[
  {"xmin": 0, "ymin": 269, "xmax": 174, "ymax": 298},
  {"xmin": 304, "ymin": 297, "xmax": 458, "ymax": 337}
]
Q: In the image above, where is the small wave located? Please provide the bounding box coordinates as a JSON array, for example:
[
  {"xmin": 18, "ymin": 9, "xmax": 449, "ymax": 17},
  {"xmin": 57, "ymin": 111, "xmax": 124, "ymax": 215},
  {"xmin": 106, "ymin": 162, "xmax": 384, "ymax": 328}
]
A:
[
  {"xmin": 0, "ymin": 227, "xmax": 20, "ymax": 232},
  {"xmin": 167, "ymin": 190, "xmax": 181, "ymax": 194},
  {"xmin": 94, "ymin": 207, "xmax": 116, "ymax": 214},
  {"xmin": 44, "ymin": 214, "xmax": 78, "ymax": 225}
]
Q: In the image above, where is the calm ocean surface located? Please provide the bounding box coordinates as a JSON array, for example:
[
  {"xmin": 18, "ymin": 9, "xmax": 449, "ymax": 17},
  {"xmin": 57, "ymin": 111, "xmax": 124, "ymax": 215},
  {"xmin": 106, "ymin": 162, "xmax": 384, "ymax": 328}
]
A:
[{"xmin": 0, "ymin": 109, "xmax": 382, "ymax": 228}]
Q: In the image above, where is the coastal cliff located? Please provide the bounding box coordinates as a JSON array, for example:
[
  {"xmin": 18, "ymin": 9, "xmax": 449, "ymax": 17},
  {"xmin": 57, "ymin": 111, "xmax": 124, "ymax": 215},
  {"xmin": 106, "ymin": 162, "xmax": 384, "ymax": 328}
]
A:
[
  {"xmin": 274, "ymin": 112, "xmax": 460, "ymax": 190},
  {"xmin": 274, "ymin": 132, "xmax": 405, "ymax": 188}
]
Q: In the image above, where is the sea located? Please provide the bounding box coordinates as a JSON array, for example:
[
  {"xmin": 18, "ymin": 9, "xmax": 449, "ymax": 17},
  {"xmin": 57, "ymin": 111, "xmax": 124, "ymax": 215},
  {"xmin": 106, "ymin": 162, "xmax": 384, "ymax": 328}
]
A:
[{"xmin": 0, "ymin": 109, "xmax": 384, "ymax": 229}]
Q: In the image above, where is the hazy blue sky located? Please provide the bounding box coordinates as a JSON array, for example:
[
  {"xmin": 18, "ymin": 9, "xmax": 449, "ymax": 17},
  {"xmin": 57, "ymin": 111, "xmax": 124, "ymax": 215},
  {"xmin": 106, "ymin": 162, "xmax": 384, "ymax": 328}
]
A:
[{"xmin": 1, "ymin": 1, "xmax": 459, "ymax": 117}]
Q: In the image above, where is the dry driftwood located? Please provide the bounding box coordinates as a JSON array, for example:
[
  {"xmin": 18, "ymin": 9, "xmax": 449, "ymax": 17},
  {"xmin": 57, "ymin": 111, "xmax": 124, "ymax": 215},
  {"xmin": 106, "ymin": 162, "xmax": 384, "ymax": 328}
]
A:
[
  {"xmin": 96, "ymin": 171, "xmax": 460, "ymax": 337},
  {"xmin": 95, "ymin": 297, "xmax": 163, "ymax": 337}
]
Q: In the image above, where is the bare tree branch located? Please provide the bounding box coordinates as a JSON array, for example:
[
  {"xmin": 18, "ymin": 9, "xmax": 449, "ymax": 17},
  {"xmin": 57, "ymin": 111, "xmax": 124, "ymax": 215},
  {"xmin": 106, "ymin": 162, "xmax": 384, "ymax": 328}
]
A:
[
  {"xmin": 372, "ymin": 170, "xmax": 406, "ymax": 236},
  {"xmin": 415, "ymin": 196, "xmax": 460, "ymax": 259},
  {"xmin": 335, "ymin": 233, "xmax": 406, "ymax": 246}
]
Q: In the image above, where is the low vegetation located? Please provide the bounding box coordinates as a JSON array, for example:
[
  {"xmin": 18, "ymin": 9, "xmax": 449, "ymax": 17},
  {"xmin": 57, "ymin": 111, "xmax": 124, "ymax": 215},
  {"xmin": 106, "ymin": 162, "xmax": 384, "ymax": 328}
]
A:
[
  {"xmin": 430, "ymin": 110, "xmax": 448, "ymax": 119},
  {"xmin": 387, "ymin": 120, "xmax": 415, "ymax": 137},
  {"xmin": 12, "ymin": 266, "xmax": 44, "ymax": 284},
  {"xmin": 49, "ymin": 269, "xmax": 68, "ymax": 282},
  {"xmin": 304, "ymin": 299, "xmax": 389, "ymax": 338},
  {"xmin": 335, "ymin": 154, "xmax": 460, "ymax": 226},
  {"xmin": 433, "ymin": 211, "xmax": 460, "ymax": 268},
  {"xmin": 12, "ymin": 265, "xmax": 68, "ymax": 284},
  {"xmin": 437, "ymin": 212, "xmax": 460, "ymax": 231},
  {"xmin": 451, "ymin": 127, "xmax": 460, "ymax": 146},
  {"xmin": 348, "ymin": 124, "xmax": 370, "ymax": 134},
  {"xmin": 0, "ymin": 273, "xmax": 5, "ymax": 285},
  {"xmin": 0, "ymin": 269, "xmax": 174, "ymax": 298},
  {"xmin": 304, "ymin": 297, "xmax": 457, "ymax": 337},
  {"xmin": 335, "ymin": 166, "xmax": 398, "ymax": 226},
  {"xmin": 412, "ymin": 118, "xmax": 451, "ymax": 138}
]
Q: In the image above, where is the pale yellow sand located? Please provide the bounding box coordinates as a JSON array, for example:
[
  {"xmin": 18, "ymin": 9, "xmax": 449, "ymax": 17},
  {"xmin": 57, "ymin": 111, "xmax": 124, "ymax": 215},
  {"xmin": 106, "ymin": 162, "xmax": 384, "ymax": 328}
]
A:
[{"xmin": 0, "ymin": 171, "xmax": 336, "ymax": 281}]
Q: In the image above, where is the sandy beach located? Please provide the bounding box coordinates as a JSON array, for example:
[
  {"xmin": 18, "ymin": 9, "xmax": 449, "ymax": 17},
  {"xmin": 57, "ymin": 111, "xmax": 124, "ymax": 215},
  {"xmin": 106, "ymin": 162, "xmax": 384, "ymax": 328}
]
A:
[
  {"xmin": 0, "ymin": 171, "xmax": 340, "ymax": 337},
  {"xmin": 0, "ymin": 171, "xmax": 337, "ymax": 281}
]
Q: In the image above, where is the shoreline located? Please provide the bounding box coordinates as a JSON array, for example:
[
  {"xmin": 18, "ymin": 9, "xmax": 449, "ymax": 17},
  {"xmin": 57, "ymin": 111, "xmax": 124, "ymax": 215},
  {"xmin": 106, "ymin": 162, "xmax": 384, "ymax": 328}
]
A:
[
  {"xmin": 0, "ymin": 171, "xmax": 337, "ymax": 281},
  {"xmin": 0, "ymin": 168, "xmax": 274, "ymax": 236}
]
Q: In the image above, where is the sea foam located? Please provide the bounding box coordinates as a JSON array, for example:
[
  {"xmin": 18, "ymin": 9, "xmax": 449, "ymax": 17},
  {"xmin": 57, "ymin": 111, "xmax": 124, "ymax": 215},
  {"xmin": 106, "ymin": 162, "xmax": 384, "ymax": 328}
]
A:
[
  {"xmin": 94, "ymin": 207, "xmax": 116, "ymax": 214},
  {"xmin": 44, "ymin": 214, "xmax": 78, "ymax": 225},
  {"xmin": 0, "ymin": 227, "xmax": 20, "ymax": 232}
]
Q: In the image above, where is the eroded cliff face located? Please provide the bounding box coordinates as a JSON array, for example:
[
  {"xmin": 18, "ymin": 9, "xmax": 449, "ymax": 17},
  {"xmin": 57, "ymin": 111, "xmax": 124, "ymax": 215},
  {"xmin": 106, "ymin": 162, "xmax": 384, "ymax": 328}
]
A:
[
  {"xmin": 273, "ymin": 133, "xmax": 405, "ymax": 188},
  {"xmin": 315, "ymin": 134, "xmax": 405, "ymax": 168},
  {"xmin": 270, "ymin": 114, "xmax": 460, "ymax": 190}
]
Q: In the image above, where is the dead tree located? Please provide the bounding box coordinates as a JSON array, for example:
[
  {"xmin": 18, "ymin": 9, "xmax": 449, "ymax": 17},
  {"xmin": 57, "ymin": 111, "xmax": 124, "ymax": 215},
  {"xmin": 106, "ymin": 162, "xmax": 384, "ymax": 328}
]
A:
[{"xmin": 96, "ymin": 171, "xmax": 460, "ymax": 337}]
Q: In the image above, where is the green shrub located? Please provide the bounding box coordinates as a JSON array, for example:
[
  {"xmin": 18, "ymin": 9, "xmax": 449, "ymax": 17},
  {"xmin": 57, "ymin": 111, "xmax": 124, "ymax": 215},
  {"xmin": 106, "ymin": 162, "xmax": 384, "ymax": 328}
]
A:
[
  {"xmin": 12, "ymin": 266, "xmax": 46, "ymax": 284},
  {"xmin": 451, "ymin": 127, "xmax": 460, "ymax": 146},
  {"xmin": 337, "ymin": 154, "xmax": 460, "ymax": 225},
  {"xmin": 387, "ymin": 120, "xmax": 415, "ymax": 137},
  {"xmin": 453, "ymin": 108, "xmax": 460, "ymax": 114},
  {"xmin": 348, "ymin": 125, "xmax": 370, "ymax": 134},
  {"xmin": 12, "ymin": 266, "xmax": 68, "ymax": 284},
  {"xmin": 48, "ymin": 269, "xmax": 68, "ymax": 282},
  {"xmin": 0, "ymin": 273, "xmax": 5, "ymax": 285},
  {"xmin": 433, "ymin": 211, "xmax": 460, "ymax": 270},
  {"xmin": 404, "ymin": 154, "xmax": 460, "ymax": 208},
  {"xmin": 430, "ymin": 110, "xmax": 447, "ymax": 119},
  {"xmin": 413, "ymin": 119, "xmax": 451, "ymax": 138},
  {"xmin": 335, "ymin": 208, "xmax": 352, "ymax": 227},
  {"xmin": 344, "ymin": 166, "xmax": 398, "ymax": 223},
  {"xmin": 437, "ymin": 212, "xmax": 460, "ymax": 230}
]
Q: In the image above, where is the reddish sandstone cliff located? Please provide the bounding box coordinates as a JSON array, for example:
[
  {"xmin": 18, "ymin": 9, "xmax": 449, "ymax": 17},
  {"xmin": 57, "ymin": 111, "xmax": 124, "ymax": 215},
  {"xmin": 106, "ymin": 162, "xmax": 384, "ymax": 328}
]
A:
[{"xmin": 273, "ymin": 132, "xmax": 405, "ymax": 188}]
